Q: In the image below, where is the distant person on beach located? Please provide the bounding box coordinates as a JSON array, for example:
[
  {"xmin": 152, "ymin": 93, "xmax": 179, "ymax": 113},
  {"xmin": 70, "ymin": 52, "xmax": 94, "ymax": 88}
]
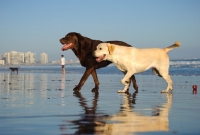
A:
[{"xmin": 60, "ymin": 55, "xmax": 65, "ymax": 74}]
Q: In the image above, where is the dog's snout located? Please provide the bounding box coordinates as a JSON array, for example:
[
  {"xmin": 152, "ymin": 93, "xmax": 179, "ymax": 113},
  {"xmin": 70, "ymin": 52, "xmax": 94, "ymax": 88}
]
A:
[{"xmin": 60, "ymin": 39, "xmax": 63, "ymax": 44}]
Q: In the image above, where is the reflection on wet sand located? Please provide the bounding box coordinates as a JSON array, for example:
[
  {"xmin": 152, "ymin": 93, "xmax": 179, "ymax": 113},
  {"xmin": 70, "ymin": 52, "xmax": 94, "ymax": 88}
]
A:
[
  {"xmin": 64, "ymin": 92, "xmax": 172, "ymax": 135},
  {"xmin": 102, "ymin": 93, "xmax": 172, "ymax": 135},
  {"xmin": 0, "ymin": 73, "xmax": 45, "ymax": 91},
  {"xmin": 69, "ymin": 92, "xmax": 102, "ymax": 134},
  {"xmin": 60, "ymin": 74, "xmax": 65, "ymax": 99},
  {"xmin": 60, "ymin": 74, "xmax": 65, "ymax": 90},
  {"xmin": 0, "ymin": 73, "xmax": 48, "ymax": 100},
  {"xmin": 40, "ymin": 74, "xmax": 47, "ymax": 90},
  {"xmin": 0, "ymin": 74, "xmax": 34, "ymax": 90},
  {"xmin": 0, "ymin": 73, "xmax": 67, "ymax": 98}
]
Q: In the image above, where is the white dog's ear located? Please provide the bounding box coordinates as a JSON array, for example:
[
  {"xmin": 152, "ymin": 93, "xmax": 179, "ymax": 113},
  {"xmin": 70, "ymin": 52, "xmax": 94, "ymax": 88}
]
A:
[{"xmin": 107, "ymin": 43, "xmax": 115, "ymax": 55}]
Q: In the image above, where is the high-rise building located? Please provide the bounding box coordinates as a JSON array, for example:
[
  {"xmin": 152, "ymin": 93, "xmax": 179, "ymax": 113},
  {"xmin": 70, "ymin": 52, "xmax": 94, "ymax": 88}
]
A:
[
  {"xmin": 4, "ymin": 51, "xmax": 24, "ymax": 65},
  {"xmin": 24, "ymin": 51, "xmax": 36, "ymax": 64},
  {"xmin": 40, "ymin": 53, "xmax": 48, "ymax": 64},
  {"xmin": 0, "ymin": 54, "xmax": 5, "ymax": 65},
  {"xmin": 4, "ymin": 53, "xmax": 10, "ymax": 64},
  {"xmin": 0, "ymin": 60, "xmax": 4, "ymax": 65}
]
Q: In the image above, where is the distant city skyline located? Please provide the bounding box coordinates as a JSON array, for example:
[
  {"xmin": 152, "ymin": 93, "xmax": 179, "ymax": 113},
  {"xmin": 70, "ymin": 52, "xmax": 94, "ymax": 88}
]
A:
[
  {"xmin": 0, "ymin": 50, "xmax": 79, "ymax": 65},
  {"xmin": 0, "ymin": 51, "xmax": 47, "ymax": 65}
]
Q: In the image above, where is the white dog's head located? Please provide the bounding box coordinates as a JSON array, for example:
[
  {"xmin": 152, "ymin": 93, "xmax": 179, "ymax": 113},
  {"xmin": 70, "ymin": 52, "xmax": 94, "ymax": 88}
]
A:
[{"xmin": 93, "ymin": 43, "xmax": 115, "ymax": 62}]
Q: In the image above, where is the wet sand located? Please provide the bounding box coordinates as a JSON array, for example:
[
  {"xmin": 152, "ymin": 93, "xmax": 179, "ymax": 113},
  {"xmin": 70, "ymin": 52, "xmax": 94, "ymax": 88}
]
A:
[{"xmin": 0, "ymin": 72, "xmax": 200, "ymax": 135}]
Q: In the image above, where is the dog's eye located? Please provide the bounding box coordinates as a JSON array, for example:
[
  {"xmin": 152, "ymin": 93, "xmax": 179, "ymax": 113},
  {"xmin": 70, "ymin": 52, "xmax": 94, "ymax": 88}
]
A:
[{"xmin": 99, "ymin": 48, "xmax": 102, "ymax": 50}]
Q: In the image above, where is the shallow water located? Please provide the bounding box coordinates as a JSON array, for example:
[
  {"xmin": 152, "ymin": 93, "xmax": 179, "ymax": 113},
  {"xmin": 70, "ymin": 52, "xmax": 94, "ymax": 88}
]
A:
[
  {"xmin": 1, "ymin": 59, "xmax": 200, "ymax": 76},
  {"xmin": 0, "ymin": 73, "xmax": 200, "ymax": 135}
]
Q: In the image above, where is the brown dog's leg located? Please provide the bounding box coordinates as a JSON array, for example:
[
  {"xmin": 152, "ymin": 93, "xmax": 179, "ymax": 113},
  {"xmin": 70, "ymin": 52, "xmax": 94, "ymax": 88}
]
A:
[
  {"xmin": 91, "ymin": 69, "xmax": 99, "ymax": 92},
  {"xmin": 73, "ymin": 67, "xmax": 95, "ymax": 92},
  {"xmin": 130, "ymin": 75, "xmax": 138, "ymax": 91}
]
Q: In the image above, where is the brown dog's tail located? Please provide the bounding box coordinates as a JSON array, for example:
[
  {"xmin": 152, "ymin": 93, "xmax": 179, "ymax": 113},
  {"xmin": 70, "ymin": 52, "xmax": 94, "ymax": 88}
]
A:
[{"xmin": 164, "ymin": 41, "xmax": 181, "ymax": 53}]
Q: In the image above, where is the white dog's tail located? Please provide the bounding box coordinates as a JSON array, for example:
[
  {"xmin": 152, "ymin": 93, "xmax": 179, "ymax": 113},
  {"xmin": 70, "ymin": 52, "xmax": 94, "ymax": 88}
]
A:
[{"xmin": 164, "ymin": 41, "xmax": 181, "ymax": 53}]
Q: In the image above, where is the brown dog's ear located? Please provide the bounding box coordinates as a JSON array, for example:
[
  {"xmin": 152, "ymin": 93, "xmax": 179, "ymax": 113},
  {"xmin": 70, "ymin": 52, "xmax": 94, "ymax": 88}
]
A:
[{"xmin": 107, "ymin": 43, "xmax": 115, "ymax": 55}]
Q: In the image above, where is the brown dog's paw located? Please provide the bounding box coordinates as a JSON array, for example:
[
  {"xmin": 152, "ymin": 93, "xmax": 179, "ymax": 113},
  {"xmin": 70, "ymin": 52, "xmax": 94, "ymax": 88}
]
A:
[
  {"xmin": 91, "ymin": 87, "xmax": 99, "ymax": 92},
  {"xmin": 73, "ymin": 86, "xmax": 81, "ymax": 92},
  {"xmin": 133, "ymin": 84, "xmax": 138, "ymax": 91}
]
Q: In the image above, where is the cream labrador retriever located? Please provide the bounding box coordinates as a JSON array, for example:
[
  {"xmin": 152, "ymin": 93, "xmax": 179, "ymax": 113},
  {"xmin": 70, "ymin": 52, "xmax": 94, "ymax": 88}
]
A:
[{"xmin": 93, "ymin": 41, "xmax": 181, "ymax": 93}]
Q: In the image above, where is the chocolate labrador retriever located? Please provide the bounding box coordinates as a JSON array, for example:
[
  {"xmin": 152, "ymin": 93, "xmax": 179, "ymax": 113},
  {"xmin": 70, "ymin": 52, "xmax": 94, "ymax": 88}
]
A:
[{"xmin": 60, "ymin": 32, "xmax": 138, "ymax": 92}]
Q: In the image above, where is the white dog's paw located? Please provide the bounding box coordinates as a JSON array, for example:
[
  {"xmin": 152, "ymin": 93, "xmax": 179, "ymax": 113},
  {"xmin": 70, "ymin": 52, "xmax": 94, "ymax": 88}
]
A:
[
  {"xmin": 118, "ymin": 90, "xmax": 127, "ymax": 93},
  {"xmin": 161, "ymin": 90, "xmax": 168, "ymax": 93}
]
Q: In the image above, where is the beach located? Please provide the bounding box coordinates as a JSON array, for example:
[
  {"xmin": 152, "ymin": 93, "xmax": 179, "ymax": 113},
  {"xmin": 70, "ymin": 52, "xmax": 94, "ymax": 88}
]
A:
[{"xmin": 0, "ymin": 71, "xmax": 200, "ymax": 135}]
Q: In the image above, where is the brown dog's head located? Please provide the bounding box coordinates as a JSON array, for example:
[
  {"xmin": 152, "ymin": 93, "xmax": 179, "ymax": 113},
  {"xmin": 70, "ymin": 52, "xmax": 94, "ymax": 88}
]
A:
[{"xmin": 60, "ymin": 32, "xmax": 80, "ymax": 51}]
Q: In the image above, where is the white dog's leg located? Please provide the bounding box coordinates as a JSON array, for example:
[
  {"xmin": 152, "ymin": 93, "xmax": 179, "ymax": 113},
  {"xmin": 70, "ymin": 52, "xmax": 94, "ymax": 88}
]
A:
[
  {"xmin": 118, "ymin": 71, "xmax": 134, "ymax": 93},
  {"xmin": 161, "ymin": 74, "xmax": 173, "ymax": 93},
  {"xmin": 118, "ymin": 79, "xmax": 130, "ymax": 93}
]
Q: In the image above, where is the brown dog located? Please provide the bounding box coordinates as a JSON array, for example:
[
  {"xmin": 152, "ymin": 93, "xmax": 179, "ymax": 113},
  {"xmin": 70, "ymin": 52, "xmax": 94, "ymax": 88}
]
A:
[{"xmin": 60, "ymin": 32, "xmax": 138, "ymax": 92}]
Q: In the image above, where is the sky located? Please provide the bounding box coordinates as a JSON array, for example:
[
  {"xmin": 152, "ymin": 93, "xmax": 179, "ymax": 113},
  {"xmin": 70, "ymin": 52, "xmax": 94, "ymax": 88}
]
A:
[{"xmin": 0, "ymin": 0, "xmax": 200, "ymax": 61}]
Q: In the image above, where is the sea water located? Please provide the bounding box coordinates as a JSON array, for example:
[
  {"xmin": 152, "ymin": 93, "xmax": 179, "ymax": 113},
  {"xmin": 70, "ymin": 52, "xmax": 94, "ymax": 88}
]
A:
[{"xmin": 1, "ymin": 59, "xmax": 200, "ymax": 76}]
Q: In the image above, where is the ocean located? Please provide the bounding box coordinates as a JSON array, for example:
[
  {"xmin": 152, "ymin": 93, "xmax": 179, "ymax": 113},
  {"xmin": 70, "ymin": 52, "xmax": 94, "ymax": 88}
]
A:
[{"xmin": 1, "ymin": 59, "xmax": 200, "ymax": 76}]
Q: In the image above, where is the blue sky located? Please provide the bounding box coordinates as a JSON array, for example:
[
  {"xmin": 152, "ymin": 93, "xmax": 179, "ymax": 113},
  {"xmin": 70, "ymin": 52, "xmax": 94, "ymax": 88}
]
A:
[{"xmin": 0, "ymin": 0, "xmax": 200, "ymax": 61}]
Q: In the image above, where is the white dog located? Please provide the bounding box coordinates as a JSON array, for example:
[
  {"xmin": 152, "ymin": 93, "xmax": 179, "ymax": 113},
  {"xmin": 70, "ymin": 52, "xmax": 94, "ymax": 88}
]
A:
[{"xmin": 93, "ymin": 41, "xmax": 181, "ymax": 93}]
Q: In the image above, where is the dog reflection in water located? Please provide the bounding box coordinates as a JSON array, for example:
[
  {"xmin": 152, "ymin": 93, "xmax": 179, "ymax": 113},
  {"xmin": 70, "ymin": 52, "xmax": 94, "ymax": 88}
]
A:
[
  {"xmin": 61, "ymin": 92, "xmax": 172, "ymax": 135},
  {"xmin": 101, "ymin": 93, "xmax": 172, "ymax": 134}
]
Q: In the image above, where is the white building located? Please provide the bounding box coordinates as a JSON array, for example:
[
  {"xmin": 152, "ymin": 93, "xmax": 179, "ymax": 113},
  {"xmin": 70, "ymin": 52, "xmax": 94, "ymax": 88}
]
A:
[
  {"xmin": 4, "ymin": 51, "xmax": 24, "ymax": 65},
  {"xmin": 0, "ymin": 54, "xmax": 4, "ymax": 65},
  {"xmin": 40, "ymin": 53, "xmax": 48, "ymax": 64},
  {"xmin": 0, "ymin": 60, "xmax": 4, "ymax": 65},
  {"xmin": 25, "ymin": 51, "xmax": 36, "ymax": 64},
  {"xmin": 4, "ymin": 53, "xmax": 10, "ymax": 64}
]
